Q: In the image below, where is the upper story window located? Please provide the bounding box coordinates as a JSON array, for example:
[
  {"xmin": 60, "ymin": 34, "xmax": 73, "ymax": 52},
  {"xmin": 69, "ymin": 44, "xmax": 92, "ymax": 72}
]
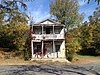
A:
[
  {"xmin": 33, "ymin": 26, "xmax": 42, "ymax": 34},
  {"xmin": 54, "ymin": 27, "xmax": 62, "ymax": 34},
  {"xmin": 45, "ymin": 28, "xmax": 53, "ymax": 34},
  {"xmin": 44, "ymin": 26, "xmax": 53, "ymax": 34}
]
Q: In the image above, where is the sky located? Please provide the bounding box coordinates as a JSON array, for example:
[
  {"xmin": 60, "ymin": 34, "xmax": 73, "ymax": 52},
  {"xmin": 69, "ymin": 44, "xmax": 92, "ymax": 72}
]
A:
[{"xmin": 25, "ymin": 0, "xmax": 99, "ymax": 23}]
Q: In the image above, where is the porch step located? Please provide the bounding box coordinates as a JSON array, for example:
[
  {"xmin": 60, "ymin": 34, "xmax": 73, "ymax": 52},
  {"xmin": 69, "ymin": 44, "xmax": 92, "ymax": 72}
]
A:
[{"xmin": 31, "ymin": 58, "xmax": 70, "ymax": 63}]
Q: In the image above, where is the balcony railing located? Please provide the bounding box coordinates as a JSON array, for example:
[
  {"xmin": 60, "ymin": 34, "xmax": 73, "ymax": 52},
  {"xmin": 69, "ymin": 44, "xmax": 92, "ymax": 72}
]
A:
[{"xmin": 32, "ymin": 34, "xmax": 64, "ymax": 40}]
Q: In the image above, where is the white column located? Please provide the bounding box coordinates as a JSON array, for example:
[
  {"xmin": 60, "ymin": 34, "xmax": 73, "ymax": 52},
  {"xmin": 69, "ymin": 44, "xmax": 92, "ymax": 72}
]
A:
[
  {"xmin": 53, "ymin": 40, "xmax": 55, "ymax": 58},
  {"xmin": 31, "ymin": 40, "xmax": 34, "ymax": 59},
  {"xmin": 42, "ymin": 25, "xmax": 43, "ymax": 34},
  {"xmin": 53, "ymin": 25, "xmax": 54, "ymax": 34},
  {"xmin": 42, "ymin": 25, "xmax": 44, "ymax": 58},
  {"xmin": 53, "ymin": 25, "xmax": 55, "ymax": 58},
  {"xmin": 42, "ymin": 41, "xmax": 44, "ymax": 58}
]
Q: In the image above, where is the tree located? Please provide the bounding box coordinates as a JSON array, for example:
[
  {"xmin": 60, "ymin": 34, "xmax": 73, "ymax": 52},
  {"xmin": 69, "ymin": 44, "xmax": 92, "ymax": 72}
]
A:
[
  {"xmin": 50, "ymin": 0, "xmax": 82, "ymax": 31},
  {"xmin": 0, "ymin": 0, "xmax": 32, "ymax": 59},
  {"xmin": 78, "ymin": 6, "xmax": 100, "ymax": 55},
  {"xmin": 86, "ymin": 0, "xmax": 100, "ymax": 4},
  {"xmin": 0, "ymin": 0, "xmax": 29, "ymax": 24},
  {"xmin": 0, "ymin": 0, "xmax": 35, "ymax": 60},
  {"xmin": 0, "ymin": 0, "xmax": 27, "ymax": 11},
  {"xmin": 93, "ymin": 24, "xmax": 100, "ymax": 55},
  {"xmin": 50, "ymin": 0, "xmax": 83, "ymax": 61},
  {"xmin": 0, "ymin": 22, "xmax": 29, "ymax": 49},
  {"xmin": 92, "ymin": 6, "xmax": 100, "ymax": 55},
  {"xmin": 88, "ymin": 6, "xmax": 100, "ymax": 25}
]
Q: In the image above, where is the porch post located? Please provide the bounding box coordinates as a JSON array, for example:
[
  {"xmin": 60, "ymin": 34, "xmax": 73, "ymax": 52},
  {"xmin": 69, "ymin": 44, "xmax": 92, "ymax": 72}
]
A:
[
  {"xmin": 53, "ymin": 25, "xmax": 55, "ymax": 57},
  {"xmin": 53, "ymin": 40, "xmax": 55, "ymax": 58},
  {"xmin": 53, "ymin": 25, "xmax": 54, "ymax": 34},
  {"xmin": 42, "ymin": 25, "xmax": 44, "ymax": 58},
  {"xmin": 42, "ymin": 25, "xmax": 43, "ymax": 34},
  {"xmin": 42, "ymin": 41, "xmax": 44, "ymax": 58},
  {"xmin": 31, "ymin": 40, "xmax": 34, "ymax": 59}
]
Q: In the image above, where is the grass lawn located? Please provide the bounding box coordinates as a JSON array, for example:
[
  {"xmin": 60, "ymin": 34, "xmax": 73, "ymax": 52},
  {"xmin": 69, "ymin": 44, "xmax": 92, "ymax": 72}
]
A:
[
  {"xmin": 72, "ymin": 54, "xmax": 100, "ymax": 64},
  {"xmin": 0, "ymin": 52, "xmax": 100, "ymax": 65},
  {"xmin": 0, "ymin": 58, "xmax": 69, "ymax": 65},
  {"xmin": 0, "ymin": 58, "xmax": 47, "ymax": 65},
  {"xmin": 76, "ymin": 54, "xmax": 100, "ymax": 58}
]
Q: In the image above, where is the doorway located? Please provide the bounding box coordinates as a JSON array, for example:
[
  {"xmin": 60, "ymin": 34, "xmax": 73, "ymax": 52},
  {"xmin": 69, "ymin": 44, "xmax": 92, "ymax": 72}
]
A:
[{"xmin": 46, "ymin": 28, "xmax": 50, "ymax": 34}]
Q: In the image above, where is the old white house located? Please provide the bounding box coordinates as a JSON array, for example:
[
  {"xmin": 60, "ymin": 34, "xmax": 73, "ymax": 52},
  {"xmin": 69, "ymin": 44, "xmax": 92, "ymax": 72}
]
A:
[{"xmin": 31, "ymin": 19, "xmax": 65, "ymax": 59}]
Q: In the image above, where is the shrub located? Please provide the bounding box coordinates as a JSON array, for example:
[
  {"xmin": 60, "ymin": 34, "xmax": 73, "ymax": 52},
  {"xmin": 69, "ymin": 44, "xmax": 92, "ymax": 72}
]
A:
[{"xmin": 66, "ymin": 53, "xmax": 74, "ymax": 61}]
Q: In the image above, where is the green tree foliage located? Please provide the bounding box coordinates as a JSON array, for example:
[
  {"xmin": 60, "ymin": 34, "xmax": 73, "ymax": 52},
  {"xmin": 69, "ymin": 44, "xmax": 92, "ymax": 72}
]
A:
[
  {"xmin": 0, "ymin": 23, "xmax": 29, "ymax": 50},
  {"xmin": 74, "ymin": 6, "xmax": 100, "ymax": 56},
  {"xmin": 0, "ymin": 0, "xmax": 27, "ymax": 12},
  {"xmin": 66, "ymin": 31, "xmax": 81, "ymax": 61},
  {"xmin": 0, "ymin": 0, "xmax": 29, "ymax": 49},
  {"xmin": 79, "ymin": 6, "xmax": 100, "ymax": 55},
  {"xmin": 0, "ymin": 0, "xmax": 31, "ymax": 59},
  {"xmin": 65, "ymin": 6, "xmax": 100, "ymax": 61},
  {"xmin": 0, "ymin": 0, "xmax": 28, "ymax": 24},
  {"xmin": 93, "ymin": 24, "xmax": 100, "ymax": 55},
  {"xmin": 92, "ymin": 6, "xmax": 100, "ymax": 55},
  {"xmin": 79, "ymin": 23, "xmax": 95, "ymax": 55},
  {"xmin": 50, "ymin": 0, "xmax": 82, "ymax": 31}
]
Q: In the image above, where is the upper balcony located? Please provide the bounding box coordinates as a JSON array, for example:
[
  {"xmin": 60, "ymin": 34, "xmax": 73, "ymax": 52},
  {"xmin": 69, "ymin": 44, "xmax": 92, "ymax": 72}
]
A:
[
  {"xmin": 31, "ymin": 19, "xmax": 65, "ymax": 40},
  {"xmin": 32, "ymin": 34, "xmax": 65, "ymax": 40},
  {"xmin": 31, "ymin": 26, "xmax": 65, "ymax": 40}
]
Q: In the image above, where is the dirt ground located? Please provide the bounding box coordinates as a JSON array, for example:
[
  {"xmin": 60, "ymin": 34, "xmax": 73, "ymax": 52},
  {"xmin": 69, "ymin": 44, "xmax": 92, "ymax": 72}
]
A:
[
  {"xmin": 72, "ymin": 55, "xmax": 100, "ymax": 65},
  {"xmin": 0, "ymin": 55, "xmax": 100, "ymax": 75},
  {"xmin": 0, "ymin": 56, "xmax": 100, "ymax": 65}
]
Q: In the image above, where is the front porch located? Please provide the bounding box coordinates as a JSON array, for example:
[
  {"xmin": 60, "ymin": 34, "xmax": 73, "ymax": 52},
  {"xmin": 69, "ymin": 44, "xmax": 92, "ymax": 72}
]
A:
[{"xmin": 31, "ymin": 40, "xmax": 65, "ymax": 59}]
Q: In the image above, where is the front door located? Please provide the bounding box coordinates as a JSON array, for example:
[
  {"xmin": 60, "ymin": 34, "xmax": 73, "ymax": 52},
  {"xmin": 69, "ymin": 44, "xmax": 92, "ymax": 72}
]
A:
[
  {"xmin": 46, "ymin": 28, "xmax": 50, "ymax": 34},
  {"xmin": 55, "ymin": 45, "xmax": 60, "ymax": 58},
  {"xmin": 37, "ymin": 45, "xmax": 41, "ymax": 52}
]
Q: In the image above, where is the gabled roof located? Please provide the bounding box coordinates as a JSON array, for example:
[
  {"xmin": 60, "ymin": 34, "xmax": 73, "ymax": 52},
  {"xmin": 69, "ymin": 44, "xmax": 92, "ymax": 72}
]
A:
[
  {"xmin": 37, "ymin": 19, "xmax": 61, "ymax": 24},
  {"xmin": 33, "ymin": 19, "xmax": 64, "ymax": 26}
]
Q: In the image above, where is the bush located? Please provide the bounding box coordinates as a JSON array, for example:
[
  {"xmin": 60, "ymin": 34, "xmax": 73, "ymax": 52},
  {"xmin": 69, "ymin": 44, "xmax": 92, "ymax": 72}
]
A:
[
  {"xmin": 23, "ymin": 49, "xmax": 31, "ymax": 61},
  {"xmin": 65, "ymin": 32, "xmax": 81, "ymax": 61},
  {"xmin": 67, "ymin": 53, "xmax": 74, "ymax": 61}
]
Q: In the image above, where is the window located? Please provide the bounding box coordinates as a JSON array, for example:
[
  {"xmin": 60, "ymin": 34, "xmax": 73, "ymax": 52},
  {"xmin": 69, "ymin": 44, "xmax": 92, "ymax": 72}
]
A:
[{"xmin": 54, "ymin": 28, "xmax": 61, "ymax": 34}]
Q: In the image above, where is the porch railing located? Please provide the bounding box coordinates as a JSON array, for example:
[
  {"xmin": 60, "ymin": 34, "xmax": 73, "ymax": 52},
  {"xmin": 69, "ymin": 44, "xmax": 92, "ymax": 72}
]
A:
[{"xmin": 32, "ymin": 34, "xmax": 64, "ymax": 40}]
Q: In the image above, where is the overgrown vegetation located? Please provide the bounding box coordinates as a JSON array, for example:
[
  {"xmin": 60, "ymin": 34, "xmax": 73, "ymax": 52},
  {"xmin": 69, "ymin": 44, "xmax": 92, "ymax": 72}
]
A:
[
  {"xmin": 66, "ymin": 6, "xmax": 100, "ymax": 61},
  {"xmin": 0, "ymin": 0, "xmax": 32, "ymax": 60}
]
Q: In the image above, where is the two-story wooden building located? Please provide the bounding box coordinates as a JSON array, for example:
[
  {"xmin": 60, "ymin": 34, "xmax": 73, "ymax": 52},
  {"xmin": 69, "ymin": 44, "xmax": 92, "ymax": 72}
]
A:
[{"xmin": 31, "ymin": 19, "xmax": 65, "ymax": 59}]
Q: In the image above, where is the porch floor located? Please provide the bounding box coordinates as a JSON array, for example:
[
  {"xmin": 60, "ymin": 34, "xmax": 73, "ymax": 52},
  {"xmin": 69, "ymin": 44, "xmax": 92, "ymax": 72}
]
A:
[{"xmin": 31, "ymin": 58, "xmax": 70, "ymax": 63}]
